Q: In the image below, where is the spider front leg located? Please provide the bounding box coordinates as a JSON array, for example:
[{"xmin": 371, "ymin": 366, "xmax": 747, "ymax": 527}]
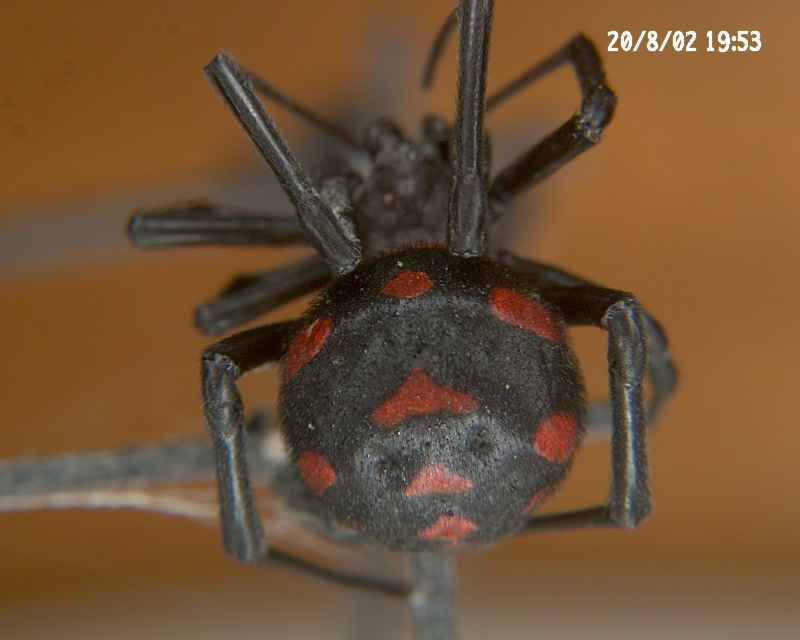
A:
[
  {"xmin": 488, "ymin": 35, "xmax": 616, "ymax": 210},
  {"xmin": 202, "ymin": 321, "xmax": 408, "ymax": 597}
]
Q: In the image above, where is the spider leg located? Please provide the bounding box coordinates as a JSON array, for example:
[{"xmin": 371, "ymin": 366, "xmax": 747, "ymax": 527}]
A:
[
  {"xmin": 488, "ymin": 35, "xmax": 616, "ymax": 210},
  {"xmin": 516, "ymin": 286, "xmax": 656, "ymax": 533},
  {"xmin": 420, "ymin": 7, "xmax": 458, "ymax": 90},
  {"xmin": 203, "ymin": 322, "xmax": 410, "ymax": 597},
  {"xmin": 448, "ymin": 0, "xmax": 494, "ymax": 257},
  {"xmin": 205, "ymin": 53, "xmax": 362, "ymax": 275},
  {"xmin": 128, "ymin": 201, "xmax": 305, "ymax": 248},
  {"xmin": 232, "ymin": 60, "xmax": 361, "ymax": 151},
  {"xmin": 499, "ymin": 251, "xmax": 678, "ymax": 431},
  {"xmin": 195, "ymin": 255, "xmax": 331, "ymax": 336}
]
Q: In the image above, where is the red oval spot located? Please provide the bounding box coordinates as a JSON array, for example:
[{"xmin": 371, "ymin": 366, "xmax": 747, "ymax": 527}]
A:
[
  {"xmin": 297, "ymin": 451, "xmax": 337, "ymax": 496},
  {"xmin": 419, "ymin": 515, "xmax": 478, "ymax": 543},
  {"xmin": 533, "ymin": 413, "xmax": 578, "ymax": 463},
  {"xmin": 523, "ymin": 486, "xmax": 557, "ymax": 514},
  {"xmin": 383, "ymin": 271, "xmax": 434, "ymax": 299},
  {"xmin": 371, "ymin": 369, "xmax": 479, "ymax": 428},
  {"xmin": 405, "ymin": 464, "xmax": 473, "ymax": 497},
  {"xmin": 283, "ymin": 317, "xmax": 333, "ymax": 382},
  {"xmin": 490, "ymin": 288, "xmax": 561, "ymax": 341}
]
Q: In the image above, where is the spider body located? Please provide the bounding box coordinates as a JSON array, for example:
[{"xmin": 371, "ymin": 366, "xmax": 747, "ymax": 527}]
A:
[
  {"xmin": 280, "ymin": 247, "xmax": 584, "ymax": 549},
  {"xmin": 129, "ymin": 0, "xmax": 677, "ymax": 598},
  {"xmin": 327, "ymin": 117, "xmax": 460, "ymax": 256}
]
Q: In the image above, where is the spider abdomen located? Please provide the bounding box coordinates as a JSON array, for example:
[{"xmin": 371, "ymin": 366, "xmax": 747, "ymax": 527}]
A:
[{"xmin": 279, "ymin": 247, "xmax": 586, "ymax": 550}]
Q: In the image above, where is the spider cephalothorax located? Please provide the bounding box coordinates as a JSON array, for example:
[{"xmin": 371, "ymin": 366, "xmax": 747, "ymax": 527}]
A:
[
  {"xmin": 128, "ymin": 0, "xmax": 676, "ymax": 597},
  {"xmin": 280, "ymin": 247, "xmax": 584, "ymax": 549},
  {"xmin": 319, "ymin": 116, "xmax": 480, "ymax": 256},
  {"xmin": 354, "ymin": 118, "xmax": 454, "ymax": 254}
]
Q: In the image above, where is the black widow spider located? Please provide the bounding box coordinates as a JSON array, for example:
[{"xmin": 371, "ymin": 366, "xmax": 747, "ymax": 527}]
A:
[{"xmin": 127, "ymin": 0, "xmax": 677, "ymax": 617}]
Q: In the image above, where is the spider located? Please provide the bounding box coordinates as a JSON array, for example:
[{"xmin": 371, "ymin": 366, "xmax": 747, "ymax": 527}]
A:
[{"xmin": 128, "ymin": 0, "xmax": 677, "ymax": 598}]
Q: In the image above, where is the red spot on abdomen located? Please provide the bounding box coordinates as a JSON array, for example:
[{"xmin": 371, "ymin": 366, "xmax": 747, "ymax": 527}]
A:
[
  {"xmin": 297, "ymin": 451, "xmax": 337, "ymax": 496},
  {"xmin": 490, "ymin": 288, "xmax": 562, "ymax": 341},
  {"xmin": 405, "ymin": 464, "xmax": 473, "ymax": 496},
  {"xmin": 533, "ymin": 413, "xmax": 579, "ymax": 463},
  {"xmin": 283, "ymin": 317, "xmax": 332, "ymax": 382},
  {"xmin": 419, "ymin": 515, "xmax": 478, "ymax": 543},
  {"xmin": 371, "ymin": 369, "xmax": 479, "ymax": 428},
  {"xmin": 523, "ymin": 486, "xmax": 557, "ymax": 514},
  {"xmin": 383, "ymin": 271, "xmax": 434, "ymax": 298}
]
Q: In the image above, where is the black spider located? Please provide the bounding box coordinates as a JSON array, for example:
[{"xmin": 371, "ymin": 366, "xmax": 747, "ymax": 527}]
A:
[{"xmin": 128, "ymin": 0, "xmax": 677, "ymax": 597}]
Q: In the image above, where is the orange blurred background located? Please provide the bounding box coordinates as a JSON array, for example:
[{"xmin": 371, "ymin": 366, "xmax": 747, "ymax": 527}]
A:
[{"xmin": 1, "ymin": 0, "xmax": 797, "ymax": 637}]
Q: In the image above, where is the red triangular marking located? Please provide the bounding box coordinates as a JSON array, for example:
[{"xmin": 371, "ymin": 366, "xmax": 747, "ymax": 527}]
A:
[
  {"xmin": 419, "ymin": 515, "xmax": 478, "ymax": 542},
  {"xmin": 371, "ymin": 369, "xmax": 479, "ymax": 428},
  {"xmin": 405, "ymin": 463, "xmax": 473, "ymax": 496}
]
